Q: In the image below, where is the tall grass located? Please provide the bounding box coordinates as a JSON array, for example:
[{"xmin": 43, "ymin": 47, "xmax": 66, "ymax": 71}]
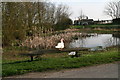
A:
[{"xmin": 2, "ymin": 48, "xmax": 119, "ymax": 77}]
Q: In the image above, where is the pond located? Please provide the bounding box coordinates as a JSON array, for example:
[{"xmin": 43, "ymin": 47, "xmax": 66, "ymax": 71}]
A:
[{"xmin": 69, "ymin": 33, "xmax": 120, "ymax": 48}]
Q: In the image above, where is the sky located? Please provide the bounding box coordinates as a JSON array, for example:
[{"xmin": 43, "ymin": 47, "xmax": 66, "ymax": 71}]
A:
[
  {"xmin": 49, "ymin": 0, "xmax": 113, "ymax": 21},
  {"xmin": 2, "ymin": 0, "xmax": 115, "ymax": 21}
]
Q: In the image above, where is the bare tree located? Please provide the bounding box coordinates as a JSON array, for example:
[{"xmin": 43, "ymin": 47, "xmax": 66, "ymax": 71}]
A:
[
  {"xmin": 54, "ymin": 4, "xmax": 72, "ymax": 30},
  {"xmin": 2, "ymin": 2, "xmax": 72, "ymax": 47},
  {"xmin": 78, "ymin": 10, "xmax": 88, "ymax": 20},
  {"xmin": 104, "ymin": 1, "xmax": 120, "ymax": 19}
]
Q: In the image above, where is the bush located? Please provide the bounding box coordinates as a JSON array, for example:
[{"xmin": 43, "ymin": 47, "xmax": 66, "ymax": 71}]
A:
[
  {"xmin": 54, "ymin": 17, "xmax": 72, "ymax": 31},
  {"xmin": 113, "ymin": 18, "xmax": 120, "ymax": 24},
  {"xmin": 2, "ymin": 29, "xmax": 26, "ymax": 47}
]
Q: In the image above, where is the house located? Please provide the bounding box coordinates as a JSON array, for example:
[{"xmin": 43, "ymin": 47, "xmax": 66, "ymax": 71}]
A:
[{"xmin": 74, "ymin": 19, "xmax": 94, "ymax": 25}]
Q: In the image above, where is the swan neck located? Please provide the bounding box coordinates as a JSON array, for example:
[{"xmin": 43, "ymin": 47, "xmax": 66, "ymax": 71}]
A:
[{"xmin": 61, "ymin": 40, "xmax": 64, "ymax": 43}]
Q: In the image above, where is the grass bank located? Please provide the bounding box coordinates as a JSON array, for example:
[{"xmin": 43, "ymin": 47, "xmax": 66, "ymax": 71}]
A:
[
  {"xmin": 2, "ymin": 47, "xmax": 119, "ymax": 77},
  {"xmin": 71, "ymin": 24, "xmax": 120, "ymax": 34},
  {"xmin": 71, "ymin": 24, "xmax": 120, "ymax": 29}
]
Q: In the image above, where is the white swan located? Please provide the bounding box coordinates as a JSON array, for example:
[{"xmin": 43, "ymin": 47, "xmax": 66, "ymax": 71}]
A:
[
  {"xmin": 68, "ymin": 51, "xmax": 76, "ymax": 55},
  {"xmin": 55, "ymin": 38, "xmax": 64, "ymax": 50}
]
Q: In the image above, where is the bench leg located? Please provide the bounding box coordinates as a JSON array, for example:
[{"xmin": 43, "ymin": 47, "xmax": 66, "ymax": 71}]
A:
[
  {"xmin": 30, "ymin": 56, "xmax": 34, "ymax": 61},
  {"xmin": 75, "ymin": 51, "xmax": 79, "ymax": 57}
]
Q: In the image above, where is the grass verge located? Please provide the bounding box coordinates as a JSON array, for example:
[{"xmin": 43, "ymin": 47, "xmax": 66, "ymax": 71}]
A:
[{"xmin": 2, "ymin": 48, "xmax": 119, "ymax": 77}]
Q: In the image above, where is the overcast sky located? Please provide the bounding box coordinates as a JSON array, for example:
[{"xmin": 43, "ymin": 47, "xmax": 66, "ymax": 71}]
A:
[
  {"xmin": 49, "ymin": 0, "xmax": 113, "ymax": 21},
  {"xmin": 2, "ymin": 0, "xmax": 115, "ymax": 20}
]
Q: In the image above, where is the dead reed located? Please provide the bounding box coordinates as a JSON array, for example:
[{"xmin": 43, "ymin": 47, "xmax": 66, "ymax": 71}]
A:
[{"xmin": 22, "ymin": 31, "xmax": 87, "ymax": 49}]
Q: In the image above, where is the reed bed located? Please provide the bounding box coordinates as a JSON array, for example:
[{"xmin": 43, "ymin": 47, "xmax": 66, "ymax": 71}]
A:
[{"xmin": 22, "ymin": 31, "xmax": 88, "ymax": 49}]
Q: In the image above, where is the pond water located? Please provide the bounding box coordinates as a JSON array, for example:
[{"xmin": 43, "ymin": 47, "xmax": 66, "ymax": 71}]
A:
[{"xmin": 69, "ymin": 34, "xmax": 120, "ymax": 48}]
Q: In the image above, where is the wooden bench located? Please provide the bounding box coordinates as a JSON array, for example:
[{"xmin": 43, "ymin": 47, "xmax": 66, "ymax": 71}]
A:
[{"xmin": 20, "ymin": 48, "xmax": 89, "ymax": 61}]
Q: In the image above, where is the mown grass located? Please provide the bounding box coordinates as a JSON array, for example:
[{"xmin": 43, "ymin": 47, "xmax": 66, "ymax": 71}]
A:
[{"xmin": 2, "ymin": 48, "xmax": 119, "ymax": 77}]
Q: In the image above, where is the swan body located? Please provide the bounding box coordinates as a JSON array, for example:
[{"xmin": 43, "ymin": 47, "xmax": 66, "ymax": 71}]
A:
[
  {"xmin": 68, "ymin": 51, "xmax": 76, "ymax": 55},
  {"xmin": 55, "ymin": 38, "xmax": 64, "ymax": 50}
]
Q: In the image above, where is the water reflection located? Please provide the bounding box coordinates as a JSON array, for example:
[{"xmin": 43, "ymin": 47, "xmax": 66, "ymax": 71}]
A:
[
  {"xmin": 105, "ymin": 36, "xmax": 120, "ymax": 47},
  {"xmin": 69, "ymin": 34, "xmax": 120, "ymax": 48}
]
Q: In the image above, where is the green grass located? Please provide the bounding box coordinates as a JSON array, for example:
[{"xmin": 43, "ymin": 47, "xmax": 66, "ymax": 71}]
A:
[
  {"xmin": 72, "ymin": 24, "xmax": 120, "ymax": 29},
  {"xmin": 2, "ymin": 48, "xmax": 119, "ymax": 77},
  {"xmin": 89, "ymin": 24, "xmax": 120, "ymax": 29},
  {"xmin": 71, "ymin": 24, "xmax": 120, "ymax": 33},
  {"xmin": 71, "ymin": 25, "xmax": 84, "ymax": 29}
]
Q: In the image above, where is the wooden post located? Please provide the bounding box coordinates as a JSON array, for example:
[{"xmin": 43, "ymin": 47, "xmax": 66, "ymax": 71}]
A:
[
  {"xmin": 75, "ymin": 51, "xmax": 79, "ymax": 57},
  {"xmin": 30, "ymin": 56, "xmax": 33, "ymax": 61}
]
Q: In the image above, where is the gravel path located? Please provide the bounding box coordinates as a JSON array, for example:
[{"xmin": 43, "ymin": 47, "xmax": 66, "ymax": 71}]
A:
[{"xmin": 5, "ymin": 62, "xmax": 119, "ymax": 78}]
